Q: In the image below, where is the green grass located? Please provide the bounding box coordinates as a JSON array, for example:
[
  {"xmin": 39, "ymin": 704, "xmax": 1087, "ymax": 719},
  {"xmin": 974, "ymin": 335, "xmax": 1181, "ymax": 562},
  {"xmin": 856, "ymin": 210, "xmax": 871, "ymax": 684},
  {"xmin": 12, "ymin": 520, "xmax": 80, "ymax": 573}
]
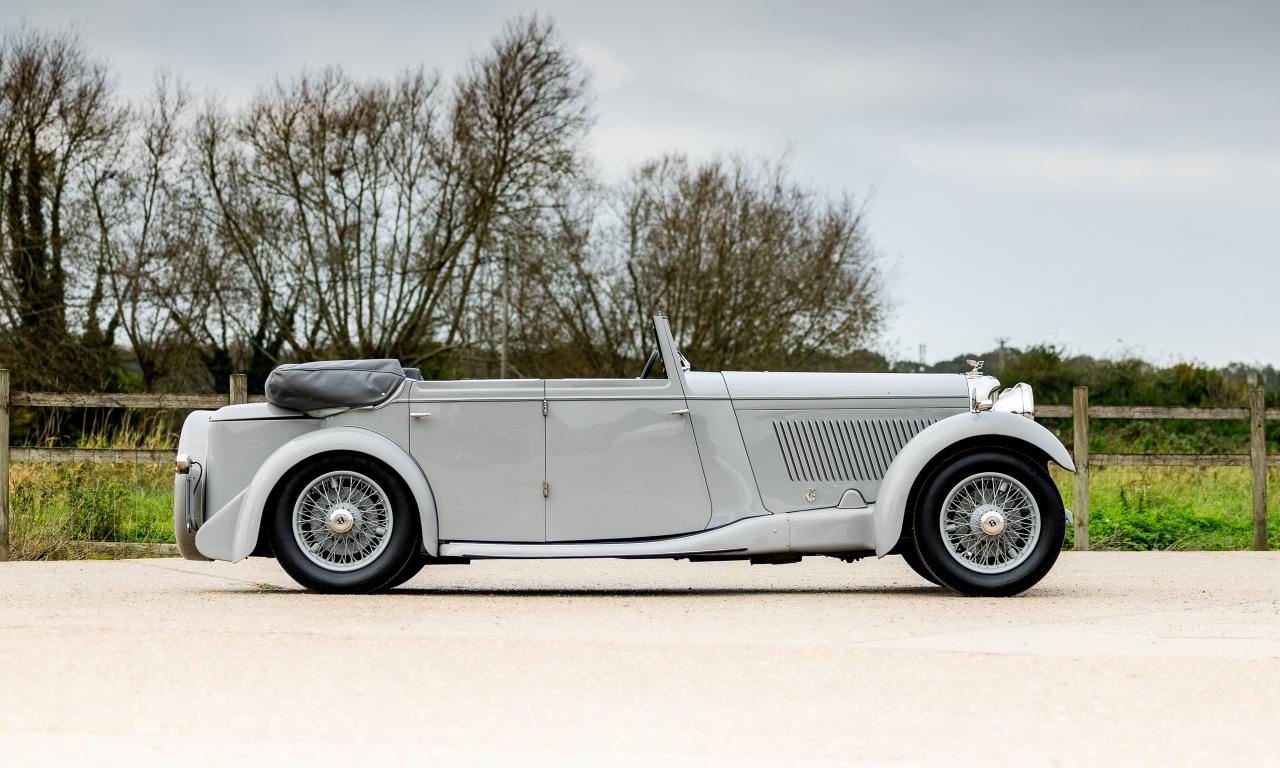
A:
[
  {"xmin": 8, "ymin": 461, "xmax": 1277, "ymax": 560},
  {"xmin": 9, "ymin": 463, "xmax": 174, "ymax": 560},
  {"xmin": 7, "ymin": 418, "xmax": 178, "ymax": 560},
  {"xmin": 1052, "ymin": 465, "xmax": 1280, "ymax": 550}
]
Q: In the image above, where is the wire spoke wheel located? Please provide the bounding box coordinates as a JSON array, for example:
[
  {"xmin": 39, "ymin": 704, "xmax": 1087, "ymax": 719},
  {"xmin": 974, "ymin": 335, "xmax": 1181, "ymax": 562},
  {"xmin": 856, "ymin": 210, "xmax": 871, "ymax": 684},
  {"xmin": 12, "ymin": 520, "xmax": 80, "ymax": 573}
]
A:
[
  {"xmin": 939, "ymin": 471, "xmax": 1041, "ymax": 575},
  {"xmin": 292, "ymin": 470, "xmax": 394, "ymax": 572}
]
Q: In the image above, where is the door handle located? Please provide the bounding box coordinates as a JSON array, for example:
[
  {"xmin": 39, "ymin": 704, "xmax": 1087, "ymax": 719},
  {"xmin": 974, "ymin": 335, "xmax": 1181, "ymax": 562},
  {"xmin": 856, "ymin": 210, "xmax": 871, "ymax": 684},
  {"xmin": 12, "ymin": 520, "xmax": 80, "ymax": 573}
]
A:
[
  {"xmin": 670, "ymin": 408, "xmax": 689, "ymax": 416},
  {"xmin": 410, "ymin": 411, "xmax": 432, "ymax": 419}
]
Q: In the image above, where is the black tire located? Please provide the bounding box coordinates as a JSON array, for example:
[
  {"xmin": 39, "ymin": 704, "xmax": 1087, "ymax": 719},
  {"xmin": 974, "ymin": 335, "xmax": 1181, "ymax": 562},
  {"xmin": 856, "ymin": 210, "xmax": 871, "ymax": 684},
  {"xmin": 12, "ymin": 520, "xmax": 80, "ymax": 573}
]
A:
[
  {"xmin": 380, "ymin": 552, "xmax": 429, "ymax": 590},
  {"xmin": 899, "ymin": 542, "xmax": 942, "ymax": 586},
  {"xmin": 267, "ymin": 453, "xmax": 421, "ymax": 593},
  {"xmin": 911, "ymin": 450, "xmax": 1064, "ymax": 597}
]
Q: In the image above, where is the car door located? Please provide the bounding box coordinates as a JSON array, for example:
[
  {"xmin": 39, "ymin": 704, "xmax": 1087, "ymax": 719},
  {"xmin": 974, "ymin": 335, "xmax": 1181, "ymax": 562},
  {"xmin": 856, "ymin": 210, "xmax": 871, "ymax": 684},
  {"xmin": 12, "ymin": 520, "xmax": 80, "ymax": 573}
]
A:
[
  {"xmin": 543, "ymin": 375, "xmax": 711, "ymax": 542},
  {"xmin": 407, "ymin": 378, "xmax": 546, "ymax": 542}
]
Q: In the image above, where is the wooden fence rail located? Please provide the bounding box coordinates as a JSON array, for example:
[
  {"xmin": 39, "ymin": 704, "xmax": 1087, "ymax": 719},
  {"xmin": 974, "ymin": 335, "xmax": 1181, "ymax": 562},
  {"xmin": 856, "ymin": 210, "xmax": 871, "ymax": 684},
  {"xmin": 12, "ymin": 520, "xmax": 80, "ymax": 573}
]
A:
[
  {"xmin": 1042, "ymin": 386, "xmax": 1270, "ymax": 552},
  {"xmin": 0, "ymin": 372, "xmax": 249, "ymax": 561},
  {"xmin": 0, "ymin": 373, "xmax": 1270, "ymax": 560}
]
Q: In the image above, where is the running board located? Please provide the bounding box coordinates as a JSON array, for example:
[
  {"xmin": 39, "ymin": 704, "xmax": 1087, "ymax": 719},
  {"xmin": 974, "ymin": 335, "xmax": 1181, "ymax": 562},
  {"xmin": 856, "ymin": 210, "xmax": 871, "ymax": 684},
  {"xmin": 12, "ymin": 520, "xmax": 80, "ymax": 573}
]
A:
[{"xmin": 438, "ymin": 506, "xmax": 876, "ymax": 560}]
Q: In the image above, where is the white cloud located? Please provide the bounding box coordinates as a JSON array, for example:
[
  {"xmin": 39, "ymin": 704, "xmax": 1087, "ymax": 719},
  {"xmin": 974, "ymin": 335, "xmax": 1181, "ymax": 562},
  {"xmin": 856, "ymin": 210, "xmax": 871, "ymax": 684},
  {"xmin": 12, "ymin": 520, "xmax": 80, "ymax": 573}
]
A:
[
  {"xmin": 576, "ymin": 42, "xmax": 636, "ymax": 94},
  {"xmin": 901, "ymin": 142, "xmax": 1280, "ymax": 199}
]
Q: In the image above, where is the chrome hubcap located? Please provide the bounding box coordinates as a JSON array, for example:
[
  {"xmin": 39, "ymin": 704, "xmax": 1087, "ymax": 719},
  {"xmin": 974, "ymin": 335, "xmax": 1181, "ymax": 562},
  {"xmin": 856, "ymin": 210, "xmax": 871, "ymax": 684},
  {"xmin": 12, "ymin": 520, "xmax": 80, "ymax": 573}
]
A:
[
  {"xmin": 979, "ymin": 508, "xmax": 1006, "ymax": 536},
  {"xmin": 292, "ymin": 471, "xmax": 394, "ymax": 572},
  {"xmin": 940, "ymin": 472, "xmax": 1040, "ymax": 574},
  {"xmin": 327, "ymin": 508, "xmax": 355, "ymax": 534}
]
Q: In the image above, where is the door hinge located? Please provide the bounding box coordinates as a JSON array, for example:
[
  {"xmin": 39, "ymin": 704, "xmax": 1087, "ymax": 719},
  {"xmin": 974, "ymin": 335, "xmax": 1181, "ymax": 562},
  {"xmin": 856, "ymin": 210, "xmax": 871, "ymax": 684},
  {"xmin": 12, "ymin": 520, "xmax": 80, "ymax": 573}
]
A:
[
  {"xmin": 542, "ymin": 480, "xmax": 550, "ymax": 498},
  {"xmin": 541, "ymin": 399, "xmax": 548, "ymax": 417}
]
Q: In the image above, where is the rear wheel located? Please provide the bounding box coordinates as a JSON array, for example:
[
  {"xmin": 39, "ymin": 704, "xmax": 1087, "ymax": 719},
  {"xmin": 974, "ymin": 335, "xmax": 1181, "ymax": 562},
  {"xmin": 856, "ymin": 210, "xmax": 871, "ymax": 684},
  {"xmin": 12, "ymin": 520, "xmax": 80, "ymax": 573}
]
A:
[
  {"xmin": 268, "ymin": 453, "xmax": 420, "ymax": 593},
  {"xmin": 911, "ymin": 450, "xmax": 1064, "ymax": 597},
  {"xmin": 380, "ymin": 553, "xmax": 429, "ymax": 590}
]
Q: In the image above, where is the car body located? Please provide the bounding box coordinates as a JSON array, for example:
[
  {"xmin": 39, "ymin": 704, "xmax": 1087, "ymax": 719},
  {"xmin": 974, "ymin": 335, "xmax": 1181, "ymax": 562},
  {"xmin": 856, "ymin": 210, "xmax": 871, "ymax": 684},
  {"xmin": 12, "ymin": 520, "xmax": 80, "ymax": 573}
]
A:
[{"xmin": 174, "ymin": 316, "xmax": 1074, "ymax": 595}]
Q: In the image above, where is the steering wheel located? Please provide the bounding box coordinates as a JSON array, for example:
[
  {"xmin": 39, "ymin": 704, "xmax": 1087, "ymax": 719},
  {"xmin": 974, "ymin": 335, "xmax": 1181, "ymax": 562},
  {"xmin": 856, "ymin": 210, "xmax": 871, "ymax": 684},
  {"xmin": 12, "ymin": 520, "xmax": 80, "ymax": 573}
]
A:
[{"xmin": 638, "ymin": 349, "xmax": 660, "ymax": 379}]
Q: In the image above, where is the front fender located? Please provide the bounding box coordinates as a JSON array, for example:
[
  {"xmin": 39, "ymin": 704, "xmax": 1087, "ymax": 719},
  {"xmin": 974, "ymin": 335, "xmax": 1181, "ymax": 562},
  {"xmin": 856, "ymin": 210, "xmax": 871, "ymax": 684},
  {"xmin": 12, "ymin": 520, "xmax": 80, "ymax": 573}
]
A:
[
  {"xmin": 194, "ymin": 426, "xmax": 439, "ymax": 562},
  {"xmin": 873, "ymin": 411, "xmax": 1074, "ymax": 556}
]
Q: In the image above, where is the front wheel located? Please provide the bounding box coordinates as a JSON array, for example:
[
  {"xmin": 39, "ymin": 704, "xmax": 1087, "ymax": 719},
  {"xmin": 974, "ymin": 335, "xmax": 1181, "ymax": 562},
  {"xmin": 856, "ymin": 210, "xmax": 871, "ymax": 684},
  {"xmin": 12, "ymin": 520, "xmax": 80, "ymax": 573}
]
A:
[
  {"xmin": 899, "ymin": 543, "xmax": 941, "ymax": 586},
  {"xmin": 911, "ymin": 450, "xmax": 1064, "ymax": 597},
  {"xmin": 268, "ymin": 453, "xmax": 421, "ymax": 593}
]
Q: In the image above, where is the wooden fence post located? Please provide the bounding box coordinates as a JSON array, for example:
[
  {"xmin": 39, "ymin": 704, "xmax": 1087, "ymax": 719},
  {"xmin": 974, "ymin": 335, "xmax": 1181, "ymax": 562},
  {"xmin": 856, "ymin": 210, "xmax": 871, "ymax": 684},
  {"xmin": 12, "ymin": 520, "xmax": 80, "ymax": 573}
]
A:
[
  {"xmin": 0, "ymin": 369, "xmax": 9, "ymax": 562},
  {"xmin": 1072, "ymin": 386, "xmax": 1090, "ymax": 551},
  {"xmin": 229, "ymin": 373, "xmax": 248, "ymax": 405},
  {"xmin": 1249, "ymin": 386, "xmax": 1268, "ymax": 551}
]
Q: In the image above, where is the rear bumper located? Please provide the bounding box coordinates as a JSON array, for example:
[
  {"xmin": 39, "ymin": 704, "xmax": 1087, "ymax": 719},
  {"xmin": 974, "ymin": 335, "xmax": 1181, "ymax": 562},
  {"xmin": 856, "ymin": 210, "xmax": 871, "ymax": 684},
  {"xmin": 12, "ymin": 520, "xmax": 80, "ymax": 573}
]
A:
[
  {"xmin": 174, "ymin": 411, "xmax": 214, "ymax": 561},
  {"xmin": 173, "ymin": 471, "xmax": 207, "ymax": 561}
]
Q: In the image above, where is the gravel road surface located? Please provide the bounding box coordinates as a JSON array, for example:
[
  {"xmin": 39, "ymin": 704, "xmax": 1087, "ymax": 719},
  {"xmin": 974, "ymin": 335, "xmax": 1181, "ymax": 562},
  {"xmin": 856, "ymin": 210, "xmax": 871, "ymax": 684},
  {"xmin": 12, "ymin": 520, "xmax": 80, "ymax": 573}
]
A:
[{"xmin": 1, "ymin": 552, "xmax": 1277, "ymax": 766}]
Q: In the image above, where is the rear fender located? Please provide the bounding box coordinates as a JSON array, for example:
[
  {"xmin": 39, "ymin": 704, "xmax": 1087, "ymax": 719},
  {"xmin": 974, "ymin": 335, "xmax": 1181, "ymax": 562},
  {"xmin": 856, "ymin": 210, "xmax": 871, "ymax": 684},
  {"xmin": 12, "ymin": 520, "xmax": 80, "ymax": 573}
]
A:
[
  {"xmin": 873, "ymin": 411, "xmax": 1074, "ymax": 556},
  {"xmin": 194, "ymin": 426, "xmax": 438, "ymax": 562}
]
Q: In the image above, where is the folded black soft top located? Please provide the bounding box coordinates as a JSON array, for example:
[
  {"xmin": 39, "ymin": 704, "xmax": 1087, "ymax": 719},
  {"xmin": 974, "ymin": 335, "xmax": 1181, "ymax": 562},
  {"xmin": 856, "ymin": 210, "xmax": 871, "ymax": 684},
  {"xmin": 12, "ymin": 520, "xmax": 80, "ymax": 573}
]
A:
[{"xmin": 264, "ymin": 359, "xmax": 412, "ymax": 413}]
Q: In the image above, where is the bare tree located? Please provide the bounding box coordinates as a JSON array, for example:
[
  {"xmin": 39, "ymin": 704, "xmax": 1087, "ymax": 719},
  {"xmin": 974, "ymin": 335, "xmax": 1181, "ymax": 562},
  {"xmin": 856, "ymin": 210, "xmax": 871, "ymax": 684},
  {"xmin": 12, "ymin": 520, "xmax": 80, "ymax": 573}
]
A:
[
  {"xmin": 195, "ymin": 67, "xmax": 446, "ymax": 361},
  {"xmin": 508, "ymin": 178, "xmax": 635, "ymax": 377},
  {"xmin": 81, "ymin": 73, "xmax": 209, "ymax": 390},
  {"xmin": 525, "ymin": 154, "xmax": 886, "ymax": 376},
  {"xmin": 0, "ymin": 25, "xmax": 125, "ymax": 388},
  {"xmin": 617, "ymin": 154, "xmax": 885, "ymax": 371},
  {"xmin": 185, "ymin": 101, "xmax": 299, "ymax": 386},
  {"xmin": 191, "ymin": 14, "xmax": 591, "ymax": 374},
  {"xmin": 0, "ymin": 17, "xmax": 888, "ymax": 396},
  {"xmin": 447, "ymin": 15, "xmax": 593, "ymax": 361}
]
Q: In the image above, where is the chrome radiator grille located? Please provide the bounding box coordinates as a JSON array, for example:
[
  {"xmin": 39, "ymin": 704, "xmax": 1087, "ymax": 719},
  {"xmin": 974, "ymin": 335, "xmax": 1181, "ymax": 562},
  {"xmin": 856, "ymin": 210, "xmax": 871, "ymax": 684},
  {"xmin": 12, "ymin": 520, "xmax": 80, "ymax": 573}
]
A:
[{"xmin": 772, "ymin": 417, "xmax": 935, "ymax": 483}]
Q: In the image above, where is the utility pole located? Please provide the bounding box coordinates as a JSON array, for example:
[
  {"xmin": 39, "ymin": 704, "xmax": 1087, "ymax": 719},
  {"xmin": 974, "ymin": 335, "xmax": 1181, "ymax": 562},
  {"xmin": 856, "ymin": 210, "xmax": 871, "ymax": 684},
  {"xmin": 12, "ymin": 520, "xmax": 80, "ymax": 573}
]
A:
[
  {"xmin": 996, "ymin": 337, "xmax": 1009, "ymax": 373},
  {"xmin": 500, "ymin": 246, "xmax": 510, "ymax": 379},
  {"xmin": 918, "ymin": 343, "xmax": 927, "ymax": 372}
]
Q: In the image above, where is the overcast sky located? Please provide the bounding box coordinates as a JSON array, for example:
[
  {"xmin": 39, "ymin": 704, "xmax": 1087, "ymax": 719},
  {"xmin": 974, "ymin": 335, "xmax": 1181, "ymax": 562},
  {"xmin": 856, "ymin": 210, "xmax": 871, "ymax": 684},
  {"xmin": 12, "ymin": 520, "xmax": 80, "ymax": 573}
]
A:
[{"xmin": 6, "ymin": 1, "xmax": 1278, "ymax": 366}]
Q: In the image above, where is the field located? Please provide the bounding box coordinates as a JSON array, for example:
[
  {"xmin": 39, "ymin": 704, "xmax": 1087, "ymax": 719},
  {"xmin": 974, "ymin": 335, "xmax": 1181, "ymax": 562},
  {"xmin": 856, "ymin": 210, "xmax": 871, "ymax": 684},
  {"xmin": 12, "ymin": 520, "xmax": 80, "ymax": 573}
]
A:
[
  {"xmin": 1051, "ymin": 466, "xmax": 1279, "ymax": 550},
  {"xmin": 8, "ymin": 464, "xmax": 173, "ymax": 560},
  {"xmin": 6, "ymin": 462, "xmax": 1278, "ymax": 559}
]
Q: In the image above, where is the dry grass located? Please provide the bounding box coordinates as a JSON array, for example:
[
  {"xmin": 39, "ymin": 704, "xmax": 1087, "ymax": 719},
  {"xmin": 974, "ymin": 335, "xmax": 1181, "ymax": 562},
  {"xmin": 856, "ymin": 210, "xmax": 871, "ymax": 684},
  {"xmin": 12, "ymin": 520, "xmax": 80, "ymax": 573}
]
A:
[
  {"xmin": 8, "ymin": 462, "xmax": 173, "ymax": 560},
  {"xmin": 7, "ymin": 419, "xmax": 175, "ymax": 560}
]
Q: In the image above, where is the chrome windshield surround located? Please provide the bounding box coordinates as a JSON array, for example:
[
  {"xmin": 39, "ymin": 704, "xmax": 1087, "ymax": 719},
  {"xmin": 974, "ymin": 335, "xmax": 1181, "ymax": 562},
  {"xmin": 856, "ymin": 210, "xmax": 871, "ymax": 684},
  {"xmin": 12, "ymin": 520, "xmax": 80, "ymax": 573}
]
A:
[{"xmin": 675, "ymin": 347, "xmax": 692, "ymax": 372}]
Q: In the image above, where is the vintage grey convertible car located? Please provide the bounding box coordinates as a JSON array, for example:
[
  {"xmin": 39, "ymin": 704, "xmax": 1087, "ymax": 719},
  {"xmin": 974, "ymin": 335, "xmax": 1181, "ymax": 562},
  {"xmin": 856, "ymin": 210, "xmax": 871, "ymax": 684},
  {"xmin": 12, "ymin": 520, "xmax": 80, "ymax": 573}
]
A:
[{"xmin": 174, "ymin": 316, "xmax": 1073, "ymax": 596}]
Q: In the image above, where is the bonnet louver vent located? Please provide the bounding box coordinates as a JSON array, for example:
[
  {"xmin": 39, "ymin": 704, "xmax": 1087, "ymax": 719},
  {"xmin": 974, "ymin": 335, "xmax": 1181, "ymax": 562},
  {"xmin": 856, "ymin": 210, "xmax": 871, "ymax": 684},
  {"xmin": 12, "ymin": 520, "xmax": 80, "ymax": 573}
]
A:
[{"xmin": 772, "ymin": 417, "xmax": 935, "ymax": 483}]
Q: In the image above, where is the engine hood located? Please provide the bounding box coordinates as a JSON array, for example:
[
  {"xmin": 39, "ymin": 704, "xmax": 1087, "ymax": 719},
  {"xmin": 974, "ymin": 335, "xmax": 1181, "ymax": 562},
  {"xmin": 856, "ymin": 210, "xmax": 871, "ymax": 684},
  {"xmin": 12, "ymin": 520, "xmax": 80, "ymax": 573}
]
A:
[{"xmin": 721, "ymin": 371, "xmax": 970, "ymax": 404}]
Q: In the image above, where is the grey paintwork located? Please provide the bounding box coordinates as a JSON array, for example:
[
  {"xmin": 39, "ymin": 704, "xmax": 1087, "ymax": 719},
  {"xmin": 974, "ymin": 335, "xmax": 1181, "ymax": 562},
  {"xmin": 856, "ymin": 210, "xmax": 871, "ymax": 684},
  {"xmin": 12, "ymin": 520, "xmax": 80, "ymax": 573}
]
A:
[
  {"xmin": 735, "ymin": 405, "xmax": 966, "ymax": 513},
  {"xmin": 720, "ymin": 371, "xmax": 971, "ymax": 402},
  {"xmin": 176, "ymin": 315, "xmax": 1073, "ymax": 567},
  {"xmin": 544, "ymin": 377, "xmax": 710, "ymax": 540},
  {"xmin": 408, "ymin": 379, "xmax": 545, "ymax": 542},
  {"xmin": 871, "ymin": 410, "xmax": 1074, "ymax": 556},
  {"xmin": 439, "ymin": 505, "xmax": 875, "ymax": 560},
  {"xmin": 195, "ymin": 422, "xmax": 439, "ymax": 561}
]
